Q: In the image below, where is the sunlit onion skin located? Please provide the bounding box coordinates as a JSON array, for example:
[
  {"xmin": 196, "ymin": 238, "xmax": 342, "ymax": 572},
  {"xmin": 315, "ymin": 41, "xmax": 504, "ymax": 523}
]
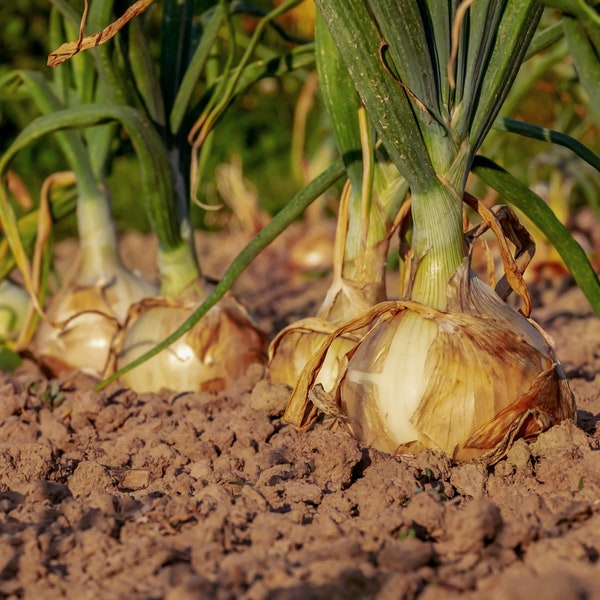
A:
[
  {"xmin": 0, "ymin": 280, "xmax": 30, "ymax": 341},
  {"xmin": 268, "ymin": 317, "xmax": 360, "ymax": 392},
  {"xmin": 116, "ymin": 285, "xmax": 267, "ymax": 393},
  {"xmin": 34, "ymin": 264, "xmax": 157, "ymax": 378},
  {"xmin": 339, "ymin": 261, "xmax": 575, "ymax": 463}
]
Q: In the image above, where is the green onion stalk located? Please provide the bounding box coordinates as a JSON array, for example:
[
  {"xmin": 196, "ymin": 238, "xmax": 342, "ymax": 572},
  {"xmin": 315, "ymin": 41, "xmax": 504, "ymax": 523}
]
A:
[
  {"xmin": 0, "ymin": 68, "xmax": 156, "ymax": 378},
  {"xmin": 285, "ymin": 0, "xmax": 575, "ymax": 464},
  {"xmin": 112, "ymin": 0, "xmax": 267, "ymax": 392},
  {"xmin": 269, "ymin": 12, "xmax": 408, "ymax": 393}
]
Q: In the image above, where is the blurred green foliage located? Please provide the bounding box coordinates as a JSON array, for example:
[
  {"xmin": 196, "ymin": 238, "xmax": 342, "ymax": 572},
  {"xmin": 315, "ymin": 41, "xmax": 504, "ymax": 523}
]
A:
[
  {"xmin": 0, "ymin": 0, "xmax": 50, "ymax": 74},
  {"xmin": 0, "ymin": 1, "xmax": 326, "ymax": 237},
  {"xmin": 1, "ymin": 2, "xmax": 64, "ymax": 198},
  {"xmin": 1, "ymin": 1, "xmax": 599, "ymax": 241}
]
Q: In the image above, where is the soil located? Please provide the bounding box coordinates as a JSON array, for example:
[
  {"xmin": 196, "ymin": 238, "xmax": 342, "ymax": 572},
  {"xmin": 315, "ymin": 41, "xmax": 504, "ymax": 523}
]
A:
[{"xmin": 1, "ymin": 226, "xmax": 599, "ymax": 600}]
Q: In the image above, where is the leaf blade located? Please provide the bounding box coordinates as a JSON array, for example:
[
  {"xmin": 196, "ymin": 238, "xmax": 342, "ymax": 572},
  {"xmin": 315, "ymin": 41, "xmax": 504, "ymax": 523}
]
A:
[
  {"xmin": 472, "ymin": 156, "xmax": 600, "ymax": 316},
  {"xmin": 315, "ymin": 0, "xmax": 436, "ymax": 191}
]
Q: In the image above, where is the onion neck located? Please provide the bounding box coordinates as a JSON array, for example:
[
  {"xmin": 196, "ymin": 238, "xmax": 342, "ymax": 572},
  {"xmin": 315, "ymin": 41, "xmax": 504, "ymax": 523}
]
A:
[
  {"xmin": 320, "ymin": 170, "xmax": 408, "ymax": 323},
  {"xmin": 409, "ymin": 179, "xmax": 465, "ymax": 311},
  {"xmin": 157, "ymin": 236, "xmax": 203, "ymax": 298},
  {"xmin": 342, "ymin": 189, "xmax": 390, "ymax": 283},
  {"xmin": 76, "ymin": 184, "xmax": 123, "ymax": 285}
]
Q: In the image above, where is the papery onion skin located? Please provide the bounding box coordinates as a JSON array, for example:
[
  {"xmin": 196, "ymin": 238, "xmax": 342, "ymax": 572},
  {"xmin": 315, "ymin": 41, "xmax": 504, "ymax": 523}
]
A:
[
  {"xmin": 341, "ymin": 310, "xmax": 438, "ymax": 452},
  {"xmin": 34, "ymin": 270, "xmax": 156, "ymax": 378},
  {"xmin": 338, "ymin": 261, "xmax": 575, "ymax": 463},
  {"xmin": 268, "ymin": 317, "xmax": 359, "ymax": 392},
  {"xmin": 117, "ymin": 293, "xmax": 267, "ymax": 393}
]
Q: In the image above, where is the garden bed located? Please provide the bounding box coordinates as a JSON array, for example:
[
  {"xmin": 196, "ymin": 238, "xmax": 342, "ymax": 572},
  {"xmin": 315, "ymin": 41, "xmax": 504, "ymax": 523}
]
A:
[{"xmin": 0, "ymin": 228, "xmax": 598, "ymax": 599}]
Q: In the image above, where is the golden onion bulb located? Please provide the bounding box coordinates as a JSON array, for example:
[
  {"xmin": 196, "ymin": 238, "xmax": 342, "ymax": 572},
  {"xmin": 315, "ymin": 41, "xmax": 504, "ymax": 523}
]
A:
[
  {"xmin": 116, "ymin": 287, "xmax": 267, "ymax": 393},
  {"xmin": 34, "ymin": 265, "xmax": 157, "ymax": 378},
  {"xmin": 286, "ymin": 259, "xmax": 576, "ymax": 464},
  {"xmin": 338, "ymin": 261, "xmax": 575, "ymax": 463}
]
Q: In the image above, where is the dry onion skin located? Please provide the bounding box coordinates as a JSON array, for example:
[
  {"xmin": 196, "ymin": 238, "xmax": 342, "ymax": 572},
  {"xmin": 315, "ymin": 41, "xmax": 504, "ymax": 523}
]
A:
[
  {"xmin": 34, "ymin": 265, "xmax": 156, "ymax": 378},
  {"xmin": 116, "ymin": 286, "xmax": 267, "ymax": 393},
  {"xmin": 268, "ymin": 317, "xmax": 361, "ymax": 392}
]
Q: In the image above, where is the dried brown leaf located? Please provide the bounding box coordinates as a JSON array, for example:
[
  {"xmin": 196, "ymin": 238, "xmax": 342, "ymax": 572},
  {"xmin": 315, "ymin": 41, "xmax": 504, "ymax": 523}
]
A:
[{"xmin": 48, "ymin": 0, "xmax": 154, "ymax": 68}]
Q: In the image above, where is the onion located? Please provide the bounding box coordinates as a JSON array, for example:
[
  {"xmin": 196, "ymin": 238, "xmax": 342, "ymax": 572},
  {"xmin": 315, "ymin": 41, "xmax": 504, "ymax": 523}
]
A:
[
  {"xmin": 289, "ymin": 260, "xmax": 575, "ymax": 464},
  {"xmin": 281, "ymin": 0, "xmax": 581, "ymax": 464},
  {"xmin": 33, "ymin": 186, "xmax": 157, "ymax": 378},
  {"xmin": 116, "ymin": 282, "xmax": 266, "ymax": 393},
  {"xmin": 268, "ymin": 170, "xmax": 407, "ymax": 391}
]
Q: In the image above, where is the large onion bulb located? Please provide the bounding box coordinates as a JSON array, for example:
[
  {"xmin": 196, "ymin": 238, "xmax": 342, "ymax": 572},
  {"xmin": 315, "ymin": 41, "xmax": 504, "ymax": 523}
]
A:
[{"xmin": 289, "ymin": 261, "xmax": 575, "ymax": 464}]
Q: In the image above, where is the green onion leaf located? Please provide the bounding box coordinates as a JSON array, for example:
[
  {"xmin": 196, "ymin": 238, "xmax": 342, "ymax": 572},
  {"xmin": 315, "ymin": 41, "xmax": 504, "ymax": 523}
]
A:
[{"xmin": 472, "ymin": 155, "xmax": 600, "ymax": 316}]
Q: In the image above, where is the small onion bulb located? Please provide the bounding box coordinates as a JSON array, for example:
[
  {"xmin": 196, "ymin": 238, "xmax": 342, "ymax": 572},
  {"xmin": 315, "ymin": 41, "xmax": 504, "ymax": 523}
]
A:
[
  {"xmin": 116, "ymin": 287, "xmax": 267, "ymax": 393},
  {"xmin": 34, "ymin": 265, "xmax": 157, "ymax": 378},
  {"xmin": 269, "ymin": 317, "xmax": 360, "ymax": 393}
]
